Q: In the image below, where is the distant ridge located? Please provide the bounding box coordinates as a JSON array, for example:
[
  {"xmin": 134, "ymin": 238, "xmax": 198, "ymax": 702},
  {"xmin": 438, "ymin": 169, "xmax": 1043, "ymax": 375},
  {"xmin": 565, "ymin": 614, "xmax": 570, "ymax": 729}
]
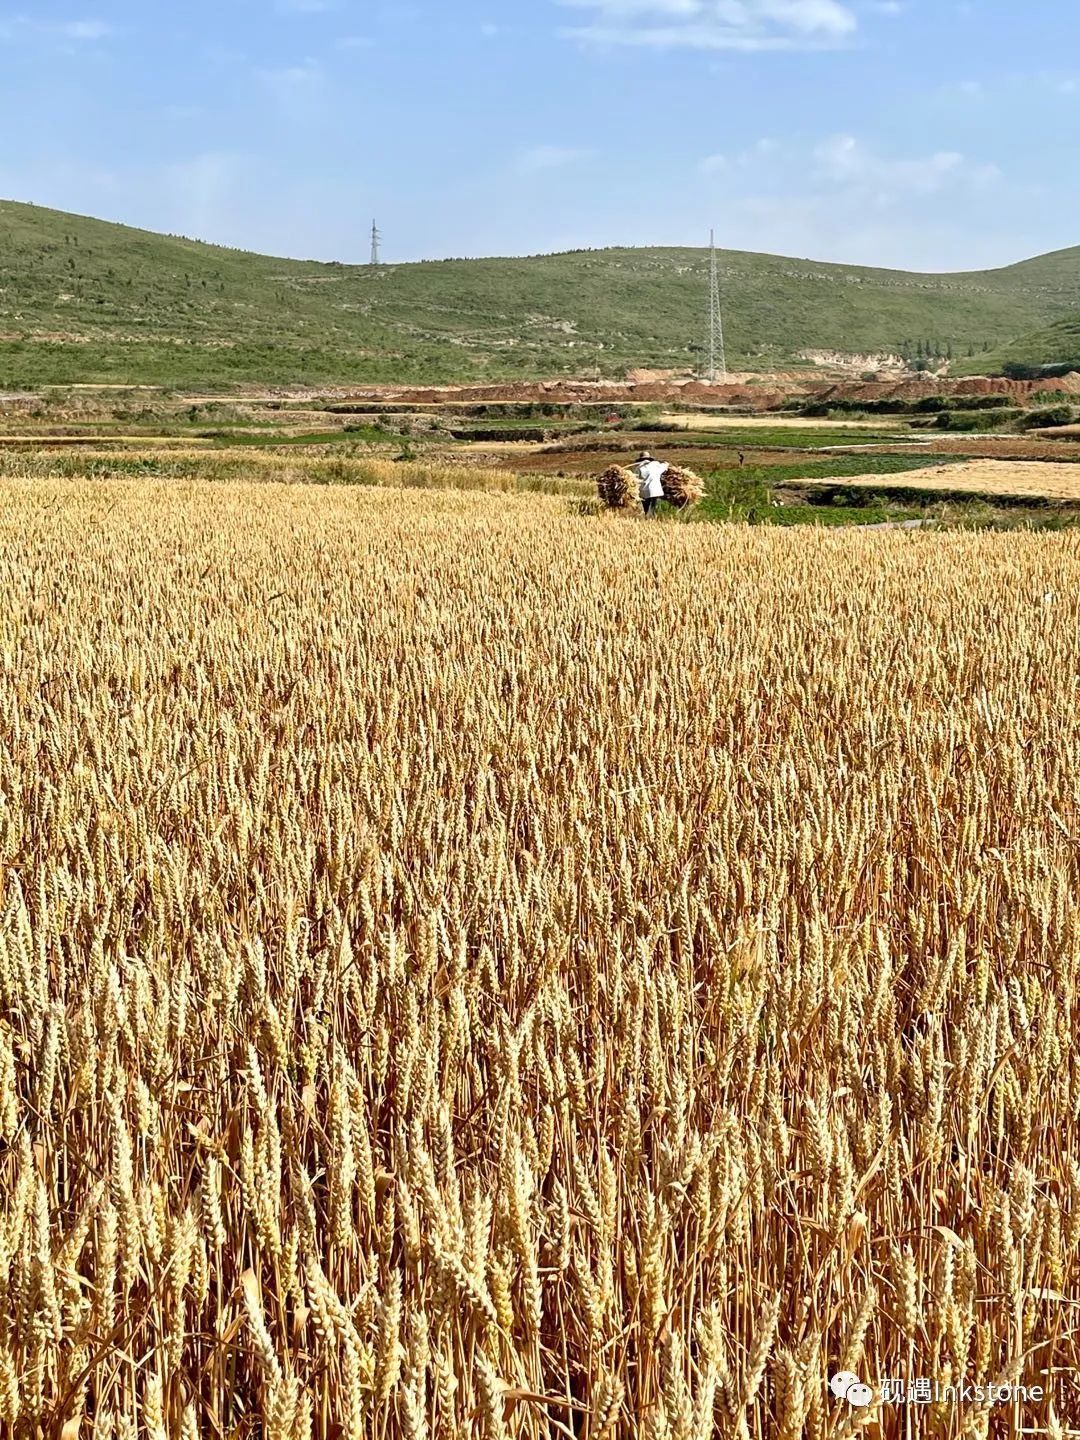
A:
[{"xmin": 1, "ymin": 200, "xmax": 1079, "ymax": 387}]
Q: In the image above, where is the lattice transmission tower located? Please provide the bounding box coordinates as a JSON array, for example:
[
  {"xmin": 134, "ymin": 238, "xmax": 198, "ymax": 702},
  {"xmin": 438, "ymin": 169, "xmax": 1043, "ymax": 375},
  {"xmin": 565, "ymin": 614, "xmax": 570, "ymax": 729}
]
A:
[
  {"xmin": 706, "ymin": 229, "xmax": 727, "ymax": 383},
  {"xmin": 370, "ymin": 220, "xmax": 382, "ymax": 267}
]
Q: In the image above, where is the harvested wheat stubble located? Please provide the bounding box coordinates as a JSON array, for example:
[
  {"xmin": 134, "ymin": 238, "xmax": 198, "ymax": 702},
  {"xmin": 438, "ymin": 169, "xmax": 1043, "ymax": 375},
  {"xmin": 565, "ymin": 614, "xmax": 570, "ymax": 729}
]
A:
[
  {"xmin": 596, "ymin": 464, "xmax": 637, "ymax": 509},
  {"xmin": 4, "ymin": 476, "xmax": 1080, "ymax": 1438},
  {"xmin": 661, "ymin": 463, "xmax": 706, "ymax": 508},
  {"xmin": 822, "ymin": 457, "xmax": 1080, "ymax": 503}
]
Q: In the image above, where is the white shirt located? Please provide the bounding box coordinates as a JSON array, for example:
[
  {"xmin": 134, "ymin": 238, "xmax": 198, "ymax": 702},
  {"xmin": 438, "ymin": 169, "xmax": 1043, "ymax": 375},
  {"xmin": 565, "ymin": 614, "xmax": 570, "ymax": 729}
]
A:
[{"xmin": 634, "ymin": 459, "xmax": 668, "ymax": 500}]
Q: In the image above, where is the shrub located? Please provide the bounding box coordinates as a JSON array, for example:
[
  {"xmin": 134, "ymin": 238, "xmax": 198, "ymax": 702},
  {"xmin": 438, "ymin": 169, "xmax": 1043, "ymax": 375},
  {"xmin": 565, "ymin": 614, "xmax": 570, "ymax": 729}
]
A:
[
  {"xmin": 1022, "ymin": 405, "xmax": 1074, "ymax": 429},
  {"xmin": 962, "ymin": 394, "xmax": 1014, "ymax": 410},
  {"xmin": 1004, "ymin": 362, "xmax": 1077, "ymax": 381},
  {"xmin": 934, "ymin": 408, "xmax": 1022, "ymax": 431}
]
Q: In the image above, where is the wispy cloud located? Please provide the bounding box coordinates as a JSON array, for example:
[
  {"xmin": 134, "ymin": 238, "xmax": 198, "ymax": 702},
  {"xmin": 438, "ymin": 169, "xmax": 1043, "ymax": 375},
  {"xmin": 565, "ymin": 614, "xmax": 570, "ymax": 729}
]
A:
[
  {"xmin": 813, "ymin": 133, "xmax": 1001, "ymax": 196},
  {"xmin": 699, "ymin": 136, "xmax": 781, "ymax": 171},
  {"xmin": 558, "ymin": 0, "xmax": 857, "ymax": 51},
  {"xmin": 58, "ymin": 19, "xmax": 112, "ymax": 40},
  {"xmin": 692, "ymin": 132, "xmax": 1005, "ymax": 267},
  {"xmin": 700, "ymin": 130, "xmax": 1001, "ymax": 200},
  {"xmin": 256, "ymin": 59, "xmax": 330, "ymax": 125},
  {"xmin": 517, "ymin": 144, "xmax": 594, "ymax": 172},
  {"xmin": 0, "ymin": 16, "xmax": 114, "ymax": 44}
]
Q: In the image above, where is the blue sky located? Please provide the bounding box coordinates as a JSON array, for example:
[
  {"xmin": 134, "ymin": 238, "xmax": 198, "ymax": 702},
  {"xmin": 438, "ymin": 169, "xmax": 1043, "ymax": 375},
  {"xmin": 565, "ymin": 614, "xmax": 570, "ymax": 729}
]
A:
[{"xmin": 1, "ymin": 1, "xmax": 1077, "ymax": 270}]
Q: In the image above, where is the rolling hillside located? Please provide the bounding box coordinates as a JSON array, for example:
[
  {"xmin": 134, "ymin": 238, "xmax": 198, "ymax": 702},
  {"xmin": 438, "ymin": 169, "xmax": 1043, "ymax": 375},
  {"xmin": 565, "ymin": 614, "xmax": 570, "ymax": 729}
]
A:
[
  {"xmin": 972, "ymin": 314, "xmax": 1080, "ymax": 379},
  {"xmin": 1, "ymin": 200, "xmax": 1079, "ymax": 387}
]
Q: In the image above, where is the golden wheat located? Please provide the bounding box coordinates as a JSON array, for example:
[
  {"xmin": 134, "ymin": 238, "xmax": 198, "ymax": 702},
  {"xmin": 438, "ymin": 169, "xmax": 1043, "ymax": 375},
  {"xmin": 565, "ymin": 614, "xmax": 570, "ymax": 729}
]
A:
[
  {"xmin": 597, "ymin": 466, "xmax": 637, "ymax": 510},
  {"xmin": 0, "ymin": 447, "xmax": 590, "ymax": 496},
  {"xmin": 1, "ymin": 475, "xmax": 1079, "ymax": 1438},
  {"xmin": 659, "ymin": 464, "xmax": 706, "ymax": 509}
]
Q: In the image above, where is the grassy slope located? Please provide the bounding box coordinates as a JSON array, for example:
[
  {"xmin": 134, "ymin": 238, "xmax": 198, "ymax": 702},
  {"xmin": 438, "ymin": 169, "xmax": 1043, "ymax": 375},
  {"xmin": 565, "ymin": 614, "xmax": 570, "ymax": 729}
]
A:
[
  {"xmin": 2, "ymin": 200, "xmax": 1080, "ymax": 386},
  {"xmin": 971, "ymin": 315, "xmax": 1080, "ymax": 376}
]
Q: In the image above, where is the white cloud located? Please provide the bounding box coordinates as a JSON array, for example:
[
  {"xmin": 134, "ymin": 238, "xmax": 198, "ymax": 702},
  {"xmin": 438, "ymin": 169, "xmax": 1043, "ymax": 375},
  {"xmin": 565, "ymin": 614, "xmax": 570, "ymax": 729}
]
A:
[
  {"xmin": 558, "ymin": 0, "xmax": 857, "ymax": 50},
  {"xmin": 757, "ymin": 0, "xmax": 855, "ymax": 31},
  {"xmin": 257, "ymin": 58, "xmax": 327, "ymax": 118},
  {"xmin": 699, "ymin": 137, "xmax": 780, "ymax": 172},
  {"xmin": 517, "ymin": 145, "xmax": 594, "ymax": 172},
  {"xmin": 690, "ymin": 132, "xmax": 1007, "ymax": 267},
  {"xmin": 57, "ymin": 19, "xmax": 112, "ymax": 40},
  {"xmin": 0, "ymin": 17, "xmax": 114, "ymax": 43},
  {"xmin": 697, "ymin": 134, "xmax": 1001, "ymax": 206},
  {"xmin": 813, "ymin": 133, "xmax": 1000, "ymax": 196},
  {"xmin": 743, "ymin": 136, "xmax": 780, "ymax": 160},
  {"xmin": 722, "ymin": 190, "xmax": 977, "ymax": 269}
]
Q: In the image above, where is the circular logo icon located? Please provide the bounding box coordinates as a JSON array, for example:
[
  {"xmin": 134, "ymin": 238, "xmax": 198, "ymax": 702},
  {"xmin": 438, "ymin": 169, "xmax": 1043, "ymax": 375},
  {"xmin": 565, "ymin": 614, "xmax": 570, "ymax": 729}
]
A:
[
  {"xmin": 846, "ymin": 1383, "xmax": 874, "ymax": 1408},
  {"xmin": 830, "ymin": 1372, "xmax": 861, "ymax": 1400}
]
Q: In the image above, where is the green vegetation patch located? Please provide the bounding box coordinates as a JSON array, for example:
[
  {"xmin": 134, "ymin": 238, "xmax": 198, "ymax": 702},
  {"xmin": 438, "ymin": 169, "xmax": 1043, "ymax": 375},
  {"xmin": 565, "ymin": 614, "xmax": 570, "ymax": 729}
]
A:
[{"xmin": 4, "ymin": 200, "xmax": 1080, "ymax": 385}]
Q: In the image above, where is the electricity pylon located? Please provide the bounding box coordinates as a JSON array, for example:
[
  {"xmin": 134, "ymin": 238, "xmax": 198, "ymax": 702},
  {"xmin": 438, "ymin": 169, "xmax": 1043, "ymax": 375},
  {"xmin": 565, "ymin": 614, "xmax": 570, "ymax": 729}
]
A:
[{"xmin": 707, "ymin": 229, "xmax": 727, "ymax": 383}]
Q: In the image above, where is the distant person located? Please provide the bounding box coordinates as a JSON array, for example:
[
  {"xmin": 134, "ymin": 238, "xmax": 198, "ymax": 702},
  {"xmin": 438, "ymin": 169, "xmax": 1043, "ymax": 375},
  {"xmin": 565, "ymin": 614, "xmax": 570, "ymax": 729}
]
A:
[
  {"xmin": 739, "ymin": 451, "xmax": 746, "ymax": 466},
  {"xmin": 633, "ymin": 450, "xmax": 669, "ymax": 516}
]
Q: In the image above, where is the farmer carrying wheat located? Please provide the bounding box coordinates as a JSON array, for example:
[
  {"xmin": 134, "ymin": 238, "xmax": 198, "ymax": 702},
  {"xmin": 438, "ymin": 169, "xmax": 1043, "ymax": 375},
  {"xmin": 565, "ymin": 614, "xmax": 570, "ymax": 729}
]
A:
[{"xmin": 633, "ymin": 451, "xmax": 669, "ymax": 517}]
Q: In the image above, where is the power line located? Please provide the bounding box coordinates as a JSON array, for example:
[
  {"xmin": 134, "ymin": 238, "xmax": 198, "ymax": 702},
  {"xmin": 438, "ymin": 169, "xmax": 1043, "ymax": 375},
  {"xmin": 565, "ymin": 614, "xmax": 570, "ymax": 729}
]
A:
[
  {"xmin": 370, "ymin": 220, "xmax": 382, "ymax": 267},
  {"xmin": 707, "ymin": 228, "xmax": 727, "ymax": 384}
]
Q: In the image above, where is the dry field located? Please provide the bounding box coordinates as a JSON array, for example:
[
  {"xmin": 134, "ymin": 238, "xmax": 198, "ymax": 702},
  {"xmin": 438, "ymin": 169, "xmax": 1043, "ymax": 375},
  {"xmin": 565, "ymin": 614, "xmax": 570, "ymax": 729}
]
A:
[
  {"xmin": 4, "ymin": 478, "xmax": 1080, "ymax": 1438},
  {"xmin": 823, "ymin": 458, "xmax": 1080, "ymax": 502}
]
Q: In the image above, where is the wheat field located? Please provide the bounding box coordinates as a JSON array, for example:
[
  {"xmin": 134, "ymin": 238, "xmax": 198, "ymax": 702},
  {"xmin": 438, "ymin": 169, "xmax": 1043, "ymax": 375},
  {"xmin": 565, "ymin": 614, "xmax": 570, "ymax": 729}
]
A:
[
  {"xmin": 0, "ymin": 449, "xmax": 580, "ymax": 495},
  {"xmin": 3, "ymin": 477, "xmax": 1080, "ymax": 1439}
]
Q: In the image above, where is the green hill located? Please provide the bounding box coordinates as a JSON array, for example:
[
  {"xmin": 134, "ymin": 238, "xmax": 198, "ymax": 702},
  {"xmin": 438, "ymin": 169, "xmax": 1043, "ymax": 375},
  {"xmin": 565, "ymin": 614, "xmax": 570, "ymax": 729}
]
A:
[
  {"xmin": 1, "ymin": 200, "xmax": 1079, "ymax": 387},
  {"xmin": 971, "ymin": 314, "xmax": 1080, "ymax": 379}
]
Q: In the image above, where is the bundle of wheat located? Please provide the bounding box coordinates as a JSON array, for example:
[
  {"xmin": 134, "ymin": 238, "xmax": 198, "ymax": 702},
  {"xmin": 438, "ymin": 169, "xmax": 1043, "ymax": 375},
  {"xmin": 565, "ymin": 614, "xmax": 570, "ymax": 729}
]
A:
[
  {"xmin": 661, "ymin": 464, "xmax": 706, "ymax": 508},
  {"xmin": 597, "ymin": 465, "xmax": 637, "ymax": 510}
]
